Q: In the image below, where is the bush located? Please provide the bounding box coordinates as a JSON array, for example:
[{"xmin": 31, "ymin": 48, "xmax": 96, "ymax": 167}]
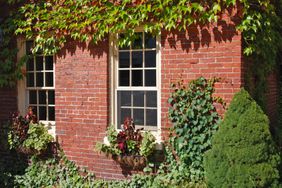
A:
[{"xmin": 204, "ymin": 89, "xmax": 281, "ymax": 187}]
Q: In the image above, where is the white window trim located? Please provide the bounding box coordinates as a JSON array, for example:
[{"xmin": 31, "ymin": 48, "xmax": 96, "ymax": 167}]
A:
[
  {"xmin": 109, "ymin": 30, "xmax": 162, "ymax": 144},
  {"xmin": 17, "ymin": 37, "xmax": 56, "ymax": 137}
]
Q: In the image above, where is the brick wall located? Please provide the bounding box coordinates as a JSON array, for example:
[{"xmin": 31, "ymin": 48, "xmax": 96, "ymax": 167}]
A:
[
  {"xmin": 0, "ymin": 87, "xmax": 17, "ymax": 124},
  {"xmin": 55, "ymin": 22, "xmax": 243, "ymax": 179},
  {"xmin": 160, "ymin": 25, "xmax": 243, "ymax": 138},
  {"xmin": 266, "ymin": 71, "xmax": 279, "ymax": 128},
  {"xmin": 55, "ymin": 40, "xmax": 128, "ymax": 179}
]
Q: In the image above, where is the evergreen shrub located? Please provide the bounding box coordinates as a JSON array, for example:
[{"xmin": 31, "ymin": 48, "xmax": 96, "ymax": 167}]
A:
[{"xmin": 204, "ymin": 89, "xmax": 280, "ymax": 187}]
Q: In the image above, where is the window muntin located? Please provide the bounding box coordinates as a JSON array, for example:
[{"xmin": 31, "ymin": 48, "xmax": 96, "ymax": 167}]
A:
[
  {"xmin": 116, "ymin": 32, "xmax": 158, "ymax": 131},
  {"xmin": 25, "ymin": 41, "xmax": 55, "ymax": 121}
]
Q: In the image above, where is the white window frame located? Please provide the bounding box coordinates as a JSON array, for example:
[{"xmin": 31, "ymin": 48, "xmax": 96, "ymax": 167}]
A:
[
  {"xmin": 17, "ymin": 38, "xmax": 56, "ymax": 136},
  {"xmin": 109, "ymin": 30, "xmax": 162, "ymax": 142}
]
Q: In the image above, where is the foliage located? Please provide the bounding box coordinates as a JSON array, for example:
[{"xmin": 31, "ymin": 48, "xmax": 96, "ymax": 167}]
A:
[
  {"xmin": 0, "ymin": 2, "xmax": 27, "ymax": 87},
  {"xmin": 8, "ymin": 107, "xmax": 53, "ymax": 155},
  {"xmin": 8, "ymin": 108, "xmax": 37, "ymax": 150},
  {"xmin": 13, "ymin": 153, "xmax": 207, "ymax": 188},
  {"xmin": 14, "ymin": 152, "xmax": 96, "ymax": 188},
  {"xmin": 140, "ymin": 131, "xmax": 156, "ymax": 157},
  {"xmin": 22, "ymin": 123, "xmax": 53, "ymax": 152},
  {"xmin": 167, "ymin": 76, "xmax": 224, "ymax": 182},
  {"xmin": 204, "ymin": 89, "xmax": 281, "ymax": 187},
  {"xmin": 96, "ymin": 117, "xmax": 156, "ymax": 158}
]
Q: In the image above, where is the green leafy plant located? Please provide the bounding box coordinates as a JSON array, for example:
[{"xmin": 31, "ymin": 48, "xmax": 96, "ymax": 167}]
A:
[
  {"xmin": 140, "ymin": 131, "xmax": 156, "ymax": 157},
  {"xmin": 166, "ymin": 76, "xmax": 224, "ymax": 182},
  {"xmin": 22, "ymin": 123, "xmax": 53, "ymax": 153},
  {"xmin": 14, "ymin": 152, "xmax": 96, "ymax": 187},
  {"xmin": 204, "ymin": 89, "xmax": 281, "ymax": 187}
]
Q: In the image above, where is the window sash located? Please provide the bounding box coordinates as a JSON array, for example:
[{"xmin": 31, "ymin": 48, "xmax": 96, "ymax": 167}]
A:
[
  {"xmin": 25, "ymin": 41, "xmax": 55, "ymax": 122},
  {"xmin": 114, "ymin": 32, "xmax": 160, "ymax": 131}
]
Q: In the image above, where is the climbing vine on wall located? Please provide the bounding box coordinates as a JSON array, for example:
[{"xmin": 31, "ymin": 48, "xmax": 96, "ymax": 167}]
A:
[{"xmin": 0, "ymin": 0, "xmax": 281, "ymax": 87}]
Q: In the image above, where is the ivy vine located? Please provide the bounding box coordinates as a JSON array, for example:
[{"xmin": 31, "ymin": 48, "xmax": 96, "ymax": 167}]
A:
[{"xmin": 0, "ymin": 0, "xmax": 281, "ymax": 90}]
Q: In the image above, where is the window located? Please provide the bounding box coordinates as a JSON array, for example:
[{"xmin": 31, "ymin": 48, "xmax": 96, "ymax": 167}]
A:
[
  {"xmin": 113, "ymin": 32, "xmax": 160, "ymax": 131},
  {"xmin": 25, "ymin": 41, "xmax": 55, "ymax": 122}
]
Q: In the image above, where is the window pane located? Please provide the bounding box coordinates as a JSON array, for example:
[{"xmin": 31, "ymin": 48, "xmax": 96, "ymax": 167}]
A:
[
  {"xmin": 133, "ymin": 91, "xmax": 144, "ymax": 107},
  {"xmin": 146, "ymin": 91, "xmax": 157, "ymax": 107},
  {"xmin": 132, "ymin": 51, "xmax": 143, "ymax": 68},
  {"xmin": 132, "ymin": 70, "xmax": 142, "ymax": 86},
  {"xmin": 145, "ymin": 51, "xmax": 156, "ymax": 67},
  {"xmin": 36, "ymin": 72, "xmax": 44, "ymax": 87},
  {"xmin": 27, "ymin": 57, "xmax": 34, "ymax": 71},
  {"xmin": 45, "ymin": 56, "xmax": 53, "ymax": 70},
  {"xmin": 36, "ymin": 56, "xmax": 44, "ymax": 71},
  {"xmin": 145, "ymin": 33, "xmax": 156, "ymax": 48},
  {"xmin": 27, "ymin": 73, "xmax": 34, "ymax": 87},
  {"xmin": 49, "ymin": 107, "xmax": 55, "ymax": 121},
  {"xmin": 39, "ymin": 106, "xmax": 46, "ymax": 120},
  {"xmin": 119, "ymin": 70, "xmax": 129, "ymax": 86},
  {"xmin": 29, "ymin": 90, "xmax": 37, "ymax": 104},
  {"xmin": 133, "ymin": 109, "xmax": 144, "ymax": 125},
  {"xmin": 39, "ymin": 90, "xmax": 46, "ymax": 104},
  {"xmin": 46, "ymin": 72, "xmax": 54, "ymax": 87},
  {"xmin": 118, "ymin": 91, "xmax": 131, "ymax": 106},
  {"xmin": 145, "ymin": 70, "xmax": 156, "ymax": 86},
  {"xmin": 119, "ymin": 52, "xmax": 130, "ymax": 68},
  {"xmin": 48, "ymin": 90, "xmax": 55, "ymax": 105},
  {"xmin": 132, "ymin": 32, "xmax": 143, "ymax": 49},
  {"xmin": 26, "ymin": 41, "xmax": 33, "ymax": 55},
  {"xmin": 146, "ymin": 109, "xmax": 157, "ymax": 126},
  {"xmin": 118, "ymin": 108, "xmax": 131, "ymax": 129}
]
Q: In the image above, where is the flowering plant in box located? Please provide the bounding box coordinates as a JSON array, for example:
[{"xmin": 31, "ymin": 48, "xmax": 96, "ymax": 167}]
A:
[
  {"xmin": 95, "ymin": 117, "xmax": 156, "ymax": 168},
  {"xmin": 8, "ymin": 107, "xmax": 53, "ymax": 155}
]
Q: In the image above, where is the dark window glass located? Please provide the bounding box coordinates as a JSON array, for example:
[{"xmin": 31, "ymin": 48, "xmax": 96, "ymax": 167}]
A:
[
  {"xmin": 133, "ymin": 91, "xmax": 144, "ymax": 107},
  {"xmin": 145, "ymin": 51, "xmax": 156, "ymax": 67},
  {"xmin": 49, "ymin": 107, "xmax": 55, "ymax": 121},
  {"xmin": 132, "ymin": 51, "xmax": 143, "ymax": 68},
  {"xmin": 36, "ymin": 73, "xmax": 44, "ymax": 87},
  {"xmin": 46, "ymin": 72, "xmax": 54, "ymax": 87},
  {"xmin": 27, "ymin": 57, "xmax": 34, "ymax": 71},
  {"xmin": 27, "ymin": 73, "xmax": 34, "ymax": 87},
  {"xmin": 39, "ymin": 106, "xmax": 46, "ymax": 120},
  {"xmin": 29, "ymin": 90, "xmax": 37, "ymax": 104},
  {"xmin": 133, "ymin": 109, "xmax": 144, "ymax": 125},
  {"xmin": 119, "ymin": 70, "xmax": 130, "ymax": 86},
  {"xmin": 145, "ymin": 33, "xmax": 156, "ymax": 48},
  {"xmin": 132, "ymin": 32, "xmax": 143, "ymax": 49},
  {"xmin": 36, "ymin": 56, "xmax": 44, "ymax": 71},
  {"xmin": 39, "ymin": 90, "xmax": 46, "ymax": 104},
  {"xmin": 146, "ymin": 91, "xmax": 157, "ymax": 107},
  {"xmin": 119, "ymin": 52, "xmax": 130, "ymax": 68},
  {"xmin": 118, "ymin": 91, "xmax": 131, "ymax": 106},
  {"xmin": 132, "ymin": 70, "xmax": 143, "ymax": 86},
  {"xmin": 45, "ymin": 56, "xmax": 53, "ymax": 70},
  {"xmin": 146, "ymin": 109, "xmax": 157, "ymax": 126},
  {"xmin": 145, "ymin": 70, "xmax": 156, "ymax": 86},
  {"xmin": 48, "ymin": 90, "xmax": 55, "ymax": 105}
]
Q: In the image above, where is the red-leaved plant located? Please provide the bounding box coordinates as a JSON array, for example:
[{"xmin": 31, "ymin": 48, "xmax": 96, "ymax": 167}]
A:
[
  {"xmin": 8, "ymin": 107, "xmax": 37, "ymax": 150},
  {"xmin": 116, "ymin": 117, "xmax": 143, "ymax": 155}
]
